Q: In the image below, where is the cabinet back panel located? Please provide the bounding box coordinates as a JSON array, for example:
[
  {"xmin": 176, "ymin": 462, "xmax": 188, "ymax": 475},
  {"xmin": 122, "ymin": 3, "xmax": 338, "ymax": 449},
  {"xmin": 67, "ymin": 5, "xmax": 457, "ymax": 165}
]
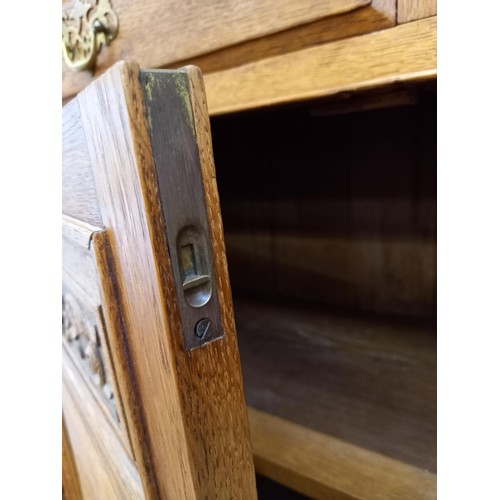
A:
[{"xmin": 212, "ymin": 85, "xmax": 436, "ymax": 318}]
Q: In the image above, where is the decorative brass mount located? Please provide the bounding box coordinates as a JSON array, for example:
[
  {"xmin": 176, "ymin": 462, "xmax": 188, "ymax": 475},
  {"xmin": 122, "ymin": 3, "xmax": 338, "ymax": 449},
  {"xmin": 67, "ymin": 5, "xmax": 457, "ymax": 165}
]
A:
[{"xmin": 62, "ymin": 0, "xmax": 119, "ymax": 72}]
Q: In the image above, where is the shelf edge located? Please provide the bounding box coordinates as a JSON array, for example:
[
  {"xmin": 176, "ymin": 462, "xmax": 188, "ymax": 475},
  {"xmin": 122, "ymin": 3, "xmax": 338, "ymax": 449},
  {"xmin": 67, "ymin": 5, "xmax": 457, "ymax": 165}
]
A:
[
  {"xmin": 248, "ymin": 407, "xmax": 437, "ymax": 500},
  {"xmin": 205, "ymin": 17, "xmax": 437, "ymax": 116}
]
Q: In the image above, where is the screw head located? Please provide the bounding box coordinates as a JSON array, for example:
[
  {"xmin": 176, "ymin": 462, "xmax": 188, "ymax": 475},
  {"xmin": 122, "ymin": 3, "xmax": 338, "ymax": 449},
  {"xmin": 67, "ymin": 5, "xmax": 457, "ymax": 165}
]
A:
[{"xmin": 195, "ymin": 318, "xmax": 212, "ymax": 340}]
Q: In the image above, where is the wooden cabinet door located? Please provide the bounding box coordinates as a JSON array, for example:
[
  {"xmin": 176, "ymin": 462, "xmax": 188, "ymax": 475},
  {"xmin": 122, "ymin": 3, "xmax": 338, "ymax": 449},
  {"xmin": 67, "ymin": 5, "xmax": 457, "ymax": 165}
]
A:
[{"xmin": 62, "ymin": 61, "xmax": 257, "ymax": 499}]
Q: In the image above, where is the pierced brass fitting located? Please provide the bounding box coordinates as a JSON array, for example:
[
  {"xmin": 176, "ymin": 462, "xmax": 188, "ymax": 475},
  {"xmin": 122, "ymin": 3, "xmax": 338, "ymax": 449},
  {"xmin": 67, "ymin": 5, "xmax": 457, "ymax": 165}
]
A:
[{"xmin": 62, "ymin": 0, "xmax": 119, "ymax": 72}]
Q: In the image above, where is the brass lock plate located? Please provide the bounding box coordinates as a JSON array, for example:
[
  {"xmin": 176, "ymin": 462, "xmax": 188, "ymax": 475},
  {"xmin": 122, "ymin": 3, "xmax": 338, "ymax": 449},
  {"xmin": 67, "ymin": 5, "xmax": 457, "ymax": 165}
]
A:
[{"xmin": 141, "ymin": 69, "xmax": 225, "ymax": 351}]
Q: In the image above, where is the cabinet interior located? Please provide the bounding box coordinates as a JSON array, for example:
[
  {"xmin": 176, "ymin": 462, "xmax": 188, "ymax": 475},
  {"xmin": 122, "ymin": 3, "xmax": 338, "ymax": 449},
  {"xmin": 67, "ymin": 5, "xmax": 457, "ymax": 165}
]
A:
[{"xmin": 211, "ymin": 81, "xmax": 436, "ymax": 490}]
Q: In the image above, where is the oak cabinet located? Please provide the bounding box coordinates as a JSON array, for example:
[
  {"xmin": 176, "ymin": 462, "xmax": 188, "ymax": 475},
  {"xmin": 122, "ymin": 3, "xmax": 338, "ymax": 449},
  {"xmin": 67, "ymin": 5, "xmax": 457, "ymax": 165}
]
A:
[
  {"xmin": 62, "ymin": 1, "xmax": 436, "ymax": 498},
  {"xmin": 63, "ymin": 65, "xmax": 436, "ymax": 500},
  {"xmin": 211, "ymin": 81, "xmax": 436, "ymax": 498},
  {"xmin": 62, "ymin": 0, "xmax": 397, "ymax": 100},
  {"xmin": 62, "ymin": 63, "xmax": 256, "ymax": 499}
]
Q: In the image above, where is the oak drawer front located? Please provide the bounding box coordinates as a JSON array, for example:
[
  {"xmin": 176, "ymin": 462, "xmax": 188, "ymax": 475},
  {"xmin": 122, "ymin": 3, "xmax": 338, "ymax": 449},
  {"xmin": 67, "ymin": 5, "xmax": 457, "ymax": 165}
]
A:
[{"xmin": 62, "ymin": 0, "xmax": 396, "ymax": 99}]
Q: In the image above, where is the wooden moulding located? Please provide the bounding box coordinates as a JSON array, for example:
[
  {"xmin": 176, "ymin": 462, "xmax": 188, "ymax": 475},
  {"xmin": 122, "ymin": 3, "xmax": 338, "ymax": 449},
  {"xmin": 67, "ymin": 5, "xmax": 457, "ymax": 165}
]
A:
[
  {"xmin": 62, "ymin": 416, "xmax": 83, "ymax": 500},
  {"xmin": 61, "ymin": 0, "xmax": 369, "ymax": 97},
  {"xmin": 73, "ymin": 62, "xmax": 256, "ymax": 499},
  {"xmin": 170, "ymin": 0, "xmax": 395, "ymax": 76},
  {"xmin": 204, "ymin": 16, "xmax": 437, "ymax": 115},
  {"xmin": 63, "ymin": 347, "xmax": 145, "ymax": 499},
  {"xmin": 61, "ymin": 0, "xmax": 394, "ymax": 100},
  {"xmin": 249, "ymin": 408, "xmax": 437, "ymax": 500},
  {"xmin": 62, "ymin": 100, "xmax": 102, "ymax": 227},
  {"xmin": 62, "ymin": 215, "xmax": 144, "ymax": 493}
]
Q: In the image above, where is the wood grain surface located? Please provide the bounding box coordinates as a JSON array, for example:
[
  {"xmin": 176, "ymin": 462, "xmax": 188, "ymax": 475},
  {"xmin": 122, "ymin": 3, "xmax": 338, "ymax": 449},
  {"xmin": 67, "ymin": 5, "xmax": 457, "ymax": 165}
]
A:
[
  {"xmin": 63, "ymin": 347, "xmax": 145, "ymax": 499},
  {"xmin": 236, "ymin": 297, "xmax": 436, "ymax": 473},
  {"xmin": 62, "ymin": 34, "xmax": 437, "ymax": 496},
  {"xmin": 62, "ymin": 0, "xmax": 396, "ymax": 100},
  {"xmin": 249, "ymin": 407, "xmax": 437, "ymax": 500},
  {"xmin": 204, "ymin": 16, "xmax": 437, "ymax": 115},
  {"xmin": 62, "ymin": 215, "xmax": 102, "ymax": 306},
  {"xmin": 172, "ymin": 0, "xmax": 394, "ymax": 75},
  {"xmin": 91, "ymin": 230, "xmax": 158, "ymax": 499},
  {"xmin": 62, "ymin": 416, "xmax": 83, "ymax": 500},
  {"xmin": 62, "ymin": 100, "xmax": 102, "ymax": 226},
  {"xmin": 62, "ymin": 216, "xmax": 137, "ymax": 461},
  {"xmin": 74, "ymin": 61, "xmax": 256, "ymax": 499},
  {"xmin": 398, "ymin": 0, "xmax": 436, "ymax": 23},
  {"xmin": 62, "ymin": 0, "xmax": 372, "ymax": 98},
  {"xmin": 62, "ymin": 212, "xmax": 157, "ymax": 495},
  {"xmin": 212, "ymin": 84, "xmax": 436, "ymax": 317}
]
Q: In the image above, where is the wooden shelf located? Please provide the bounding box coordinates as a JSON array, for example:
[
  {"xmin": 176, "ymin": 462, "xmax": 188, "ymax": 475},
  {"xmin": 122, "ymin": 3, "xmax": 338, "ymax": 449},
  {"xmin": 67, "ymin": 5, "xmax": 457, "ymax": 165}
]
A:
[
  {"xmin": 234, "ymin": 297, "xmax": 436, "ymax": 498},
  {"xmin": 248, "ymin": 408, "xmax": 436, "ymax": 500}
]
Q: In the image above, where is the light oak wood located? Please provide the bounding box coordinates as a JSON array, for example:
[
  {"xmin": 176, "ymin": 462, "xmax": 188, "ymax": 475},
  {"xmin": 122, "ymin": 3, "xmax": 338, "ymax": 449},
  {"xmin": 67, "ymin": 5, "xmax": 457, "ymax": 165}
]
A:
[
  {"xmin": 211, "ymin": 83, "xmax": 437, "ymax": 495},
  {"xmin": 62, "ymin": 215, "xmax": 102, "ymax": 306},
  {"xmin": 64, "ymin": 61, "xmax": 256, "ymax": 498},
  {"xmin": 62, "ymin": 0, "xmax": 375, "ymax": 99},
  {"xmin": 236, "ymin": 297, "xmax": 436, "ymax": 473},
  {"xmin": 62, "ymin": 417, "xmax": 83, "ymax": 500},
  {"xmin": 63, "ymin": 347, "xmax": 145, "ymax": 499},
  {"xmin": 308, "ymin": 87, "xmax": 418, "ymax": 116},
  {"xmin": 152, "ymin": 0, "xmax": 395, "ymax": 79},
  {"xmin": 62, "ymin": 218, "xmax": 138, "ymax": 472},
  {"xmin": 398, "ymin": 0, "xmax": 436, "ymax": 23},
  {"xmin": 62, "ymin": 100, "xmax": 102, "ymax": 226},
  {"xmin": 91, "ymin": 229, "xmax": 158, "ymax": 498},
  {"xmin": 62, "ymin": 215, "xmax": 156, "ymax": 495},
  {"xmin": 248, "ymin": 407, "xmax": 436, "ymax": 500},
  {"xmin": 212, "ymin": 84, "xmax": 436, "ymax": 317},
  {"xmin": 204, "ymin": 16, "xmax": 437, "ymax": 115},
  {"xmin": 62, "ymin": 42, "xmax": 437, "ymax": 497}
]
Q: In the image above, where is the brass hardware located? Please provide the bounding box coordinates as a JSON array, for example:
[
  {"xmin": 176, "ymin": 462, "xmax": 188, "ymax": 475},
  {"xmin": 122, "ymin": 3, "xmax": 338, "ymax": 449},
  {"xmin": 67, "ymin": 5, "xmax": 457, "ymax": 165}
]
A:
[
  {"xmin": 177, "ymin": 227, "xmax": 213, "ymax": 308},
  {"xmin": 62, "ymin": 0, "xmax": 119, "ymax": 72},
  {"xmin": 141, "ymin": 69, "xmax": 225, "ymax": 351},
  {"xmin": 195, "ymin": 319, "xmax": 212, "ymax": 341}
]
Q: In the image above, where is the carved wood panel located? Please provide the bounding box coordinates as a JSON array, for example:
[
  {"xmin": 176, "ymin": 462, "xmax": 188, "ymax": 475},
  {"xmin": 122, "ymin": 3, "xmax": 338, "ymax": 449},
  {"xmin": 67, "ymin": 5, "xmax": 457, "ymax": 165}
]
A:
[
  {"xmin": 62, "ymin": 286, "xmax": 121, "ymax": 426},
  {"xmin": 62, "ymin": 216, "xmax": 135, "ymax": 460}
]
